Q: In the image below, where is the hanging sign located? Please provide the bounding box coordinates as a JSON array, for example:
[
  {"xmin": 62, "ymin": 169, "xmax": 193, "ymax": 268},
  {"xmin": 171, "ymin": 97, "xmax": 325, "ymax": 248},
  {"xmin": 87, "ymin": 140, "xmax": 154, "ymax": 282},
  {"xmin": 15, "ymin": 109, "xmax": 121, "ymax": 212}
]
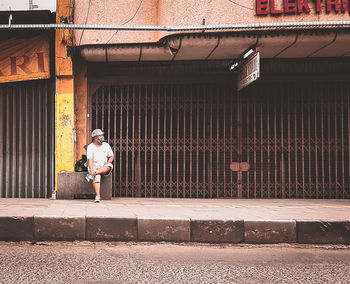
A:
[
  {"xmin": 237, "ymin": 51, "xmax": 260, "ymax": 91},
  {"xmin": 0, "ymin": 34, "xmax": 50, "ymax": 83}
]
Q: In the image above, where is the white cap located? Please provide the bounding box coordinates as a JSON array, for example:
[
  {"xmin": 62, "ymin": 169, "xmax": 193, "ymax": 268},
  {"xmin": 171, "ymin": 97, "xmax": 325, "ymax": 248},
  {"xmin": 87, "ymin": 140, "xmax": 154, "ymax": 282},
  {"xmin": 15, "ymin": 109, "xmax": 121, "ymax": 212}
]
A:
[{"xmin": 92, "ymin": 128, "xmax": 104, "ymax": 137}]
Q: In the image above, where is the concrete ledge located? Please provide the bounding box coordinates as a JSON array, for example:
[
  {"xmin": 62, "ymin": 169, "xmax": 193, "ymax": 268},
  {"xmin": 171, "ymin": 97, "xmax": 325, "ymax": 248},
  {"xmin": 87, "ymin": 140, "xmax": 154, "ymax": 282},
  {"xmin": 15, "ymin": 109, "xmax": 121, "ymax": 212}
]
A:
[
  {"xmin": 191, "ymin": 220, "xmax": 244, "ymax": 243},
  {"xmin": 138, "ymin": 217, "xmax": 190, "ymax": 242},
  {"xmin": 245, "ymin": 220, "xmax": 296, "ymax": 244},
  {"xmin": 57, "ymin": 172, "xmax": 112, "ymax": 200},
  {"xmin": 34, "ymin": 216, "xmax": 86, "ymax": 241},
  {"xmin": 0, "ymin": 216, "xmax": 34, "ymax": 241},
  {"xmin": 297, "ymin": 221, "xmax": 350, "ymax": 244},
  {"xmin": 86, "ymin": 217, "xmax": 137, "ymax": 241}
]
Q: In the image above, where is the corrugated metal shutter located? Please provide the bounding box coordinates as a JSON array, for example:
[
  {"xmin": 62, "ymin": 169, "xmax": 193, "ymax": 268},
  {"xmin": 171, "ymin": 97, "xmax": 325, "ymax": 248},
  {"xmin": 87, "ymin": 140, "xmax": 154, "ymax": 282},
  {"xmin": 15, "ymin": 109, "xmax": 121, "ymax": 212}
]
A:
[
  {"xmin": 91, "ymin": 81, "xmax": 350, "ymax": 199},
  {"xmin": 0, "ymin": 79, "xmax": 54, "ymax": 198}
]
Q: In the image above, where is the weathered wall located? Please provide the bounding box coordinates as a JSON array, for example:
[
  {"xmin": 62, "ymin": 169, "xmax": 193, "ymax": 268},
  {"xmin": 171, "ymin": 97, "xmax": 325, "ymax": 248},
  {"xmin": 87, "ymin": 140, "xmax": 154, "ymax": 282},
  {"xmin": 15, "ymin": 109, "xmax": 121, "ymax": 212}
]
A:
[
  {"xmin": 56, "ymin": 0, "xmax": 75, "ymax": 188},
  {"xmin": 73, "ymin": 0, "xmax": 350, "ymax": 45}
]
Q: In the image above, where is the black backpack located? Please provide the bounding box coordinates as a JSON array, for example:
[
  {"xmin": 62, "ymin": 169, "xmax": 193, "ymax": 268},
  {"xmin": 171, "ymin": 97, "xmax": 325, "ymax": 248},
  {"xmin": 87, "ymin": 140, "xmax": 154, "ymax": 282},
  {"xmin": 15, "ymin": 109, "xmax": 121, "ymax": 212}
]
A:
[{"xmin": 74, "ymin": 155, "xmax": 88, "ymax": 172}]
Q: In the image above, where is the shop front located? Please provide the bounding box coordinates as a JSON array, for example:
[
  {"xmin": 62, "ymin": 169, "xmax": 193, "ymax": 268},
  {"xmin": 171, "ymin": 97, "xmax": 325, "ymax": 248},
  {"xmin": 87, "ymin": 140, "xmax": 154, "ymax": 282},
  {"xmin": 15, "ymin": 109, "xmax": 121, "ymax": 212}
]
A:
[{"xmin": 71, "ymin": 0, "xmax": 350, "ymax": 198}]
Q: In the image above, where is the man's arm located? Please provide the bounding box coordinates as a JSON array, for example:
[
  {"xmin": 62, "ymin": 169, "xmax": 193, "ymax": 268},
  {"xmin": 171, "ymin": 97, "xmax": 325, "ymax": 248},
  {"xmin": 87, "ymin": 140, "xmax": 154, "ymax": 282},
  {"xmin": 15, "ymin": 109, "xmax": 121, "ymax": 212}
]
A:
[
  {"xmin": 107, "ymin": 156, "xmax": 114, "ymax": 164},
  {"xmin": 88, "ymin": 159, "xmax": 95, "ymax": 174}
]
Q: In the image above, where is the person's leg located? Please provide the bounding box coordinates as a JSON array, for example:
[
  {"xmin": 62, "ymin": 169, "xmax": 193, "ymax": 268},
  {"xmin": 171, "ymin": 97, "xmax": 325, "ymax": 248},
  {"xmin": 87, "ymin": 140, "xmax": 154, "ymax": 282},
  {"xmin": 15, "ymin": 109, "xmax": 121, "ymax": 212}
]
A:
[
  {"xmin": 95, "ymin": 166, "xmax": 111, "ymax": 175},
  {"xmin": 92, "ymin": 174, "xmax": 101, "ymax": 196},
  {"xmin": 93, "ymin": 181, "xmax": 100, "ymax": 196}
]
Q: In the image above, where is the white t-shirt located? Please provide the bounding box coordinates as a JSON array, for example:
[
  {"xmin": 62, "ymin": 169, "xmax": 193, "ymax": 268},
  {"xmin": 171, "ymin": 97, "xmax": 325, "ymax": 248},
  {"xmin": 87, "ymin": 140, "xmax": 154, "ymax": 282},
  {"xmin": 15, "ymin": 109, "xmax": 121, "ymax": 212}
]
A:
[{"xmin": 86, "ymin": 142, "xmax": 114, "ymax": 171}]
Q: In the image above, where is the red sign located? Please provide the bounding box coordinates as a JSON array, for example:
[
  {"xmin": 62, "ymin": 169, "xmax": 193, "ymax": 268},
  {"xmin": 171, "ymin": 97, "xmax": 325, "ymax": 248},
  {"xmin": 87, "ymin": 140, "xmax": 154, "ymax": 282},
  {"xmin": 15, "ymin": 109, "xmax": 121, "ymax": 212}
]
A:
[
  {"xmin": 0, "ymin": 34, "xmax": 50, "ymax": 83},
  {"xmin": 256, "ymin": 0, "xmax": 350, "ymax": 15}
]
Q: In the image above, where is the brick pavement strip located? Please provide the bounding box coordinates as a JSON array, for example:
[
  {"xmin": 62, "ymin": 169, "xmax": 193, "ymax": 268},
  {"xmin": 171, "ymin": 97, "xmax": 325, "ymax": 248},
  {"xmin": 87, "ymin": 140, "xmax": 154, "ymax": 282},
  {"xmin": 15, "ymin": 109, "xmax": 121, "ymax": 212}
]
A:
[
  {"xmin": 0, "ymin": 199, "xmax": 349, "ymax": 243},
  {"xmin": 191, "ymin": 220, "xmax": 244, "ymax": 243},
  {"xmin": 297, "ymin": 221, "xmax": 350, "ymax": 244},
  {"xmin": 34, "ymin": 216, "xmax": 86, "ymax": 241},
  {"xmin": 244, "ymin": 220, "xmax": 296, "ymax": 244},
  {"xmin": 138, "ymin": 217, "xmax": 191, "ymax": 242},
  {"xmin": 86, "ymin": 217, "xmax": 137, "ymax": 241},
  {"xmin": 0, "ymin": 216, "xmax": 34, "ymax": 241}
]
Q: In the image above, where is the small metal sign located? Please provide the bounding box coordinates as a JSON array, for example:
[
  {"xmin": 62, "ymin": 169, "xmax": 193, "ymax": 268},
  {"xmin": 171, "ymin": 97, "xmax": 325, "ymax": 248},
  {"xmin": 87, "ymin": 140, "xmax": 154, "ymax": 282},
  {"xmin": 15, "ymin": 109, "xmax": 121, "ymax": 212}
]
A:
[
  {"xmin": 237, "ymin": 51, "xmax": 260, "ymax": 91},
  {"xmin": 230, "ymin": 162, "xmax": 250, "ymax": 172}
]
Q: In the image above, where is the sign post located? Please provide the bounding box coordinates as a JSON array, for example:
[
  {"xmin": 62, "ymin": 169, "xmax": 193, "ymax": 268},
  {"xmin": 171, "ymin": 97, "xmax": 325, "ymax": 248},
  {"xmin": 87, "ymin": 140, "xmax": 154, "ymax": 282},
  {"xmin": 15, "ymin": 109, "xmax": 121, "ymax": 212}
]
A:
[{"xmin": 237, "ymin": 51, "xmax": 260, "ymax": 91}]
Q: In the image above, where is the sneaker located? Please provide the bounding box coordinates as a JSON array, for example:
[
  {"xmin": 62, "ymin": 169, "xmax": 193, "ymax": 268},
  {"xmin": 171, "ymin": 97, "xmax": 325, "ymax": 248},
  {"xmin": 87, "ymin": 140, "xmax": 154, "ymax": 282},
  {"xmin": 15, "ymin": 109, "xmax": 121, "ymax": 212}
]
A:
[
  {"xmin": 94, "ymin": 195, "xmax": 101, "ymax": 203},
  {"xmin": 85, "ymin": 173, "xmax": 94, "ymax": 182}
]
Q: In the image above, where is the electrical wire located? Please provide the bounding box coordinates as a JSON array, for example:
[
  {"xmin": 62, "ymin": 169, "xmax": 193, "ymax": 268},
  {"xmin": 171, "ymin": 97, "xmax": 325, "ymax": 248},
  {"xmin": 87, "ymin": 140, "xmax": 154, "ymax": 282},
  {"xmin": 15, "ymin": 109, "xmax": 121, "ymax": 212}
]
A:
[
  {"xmin": 78, "ymin": 0, "xmax": 92, "ymax": 46},
  {"xmin": 106, "ymin": 0, "xmax": 144, "ymax": 44},
  {"xmin": 227, "ymin": 0, "xmax": 254, "ymax": 10}
]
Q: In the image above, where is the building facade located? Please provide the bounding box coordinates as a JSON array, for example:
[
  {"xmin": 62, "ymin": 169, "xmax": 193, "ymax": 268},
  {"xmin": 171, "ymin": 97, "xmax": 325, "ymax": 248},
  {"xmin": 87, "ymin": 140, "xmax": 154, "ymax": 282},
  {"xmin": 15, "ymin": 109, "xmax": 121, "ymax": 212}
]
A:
[
  {"xmin": 59, "ymin": 0, "xmax": 350, "ymax": 199},
  {"xmin": 2, "ymin": 1, "xmax": 348, "ymax": 199}
]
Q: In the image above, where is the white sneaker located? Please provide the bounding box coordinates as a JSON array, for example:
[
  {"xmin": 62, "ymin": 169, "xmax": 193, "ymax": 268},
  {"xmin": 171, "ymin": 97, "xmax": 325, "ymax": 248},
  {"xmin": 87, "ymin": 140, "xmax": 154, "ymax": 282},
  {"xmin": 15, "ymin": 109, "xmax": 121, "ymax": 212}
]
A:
[
  {"xmin": 85, "ymin": 173, "xmax": 94, "ymax": 182},
  {"xmin": 94, "ymin": 195, "xmax": 101, "ymax": 203}
]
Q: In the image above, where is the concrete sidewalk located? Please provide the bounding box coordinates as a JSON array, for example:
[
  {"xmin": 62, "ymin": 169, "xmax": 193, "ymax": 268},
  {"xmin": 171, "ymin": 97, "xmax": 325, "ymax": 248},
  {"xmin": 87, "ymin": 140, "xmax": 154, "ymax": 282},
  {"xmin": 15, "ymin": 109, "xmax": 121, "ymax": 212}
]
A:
[{"xmin": 0, "ymin": 198, "xmax": 349, "ymax": 244}]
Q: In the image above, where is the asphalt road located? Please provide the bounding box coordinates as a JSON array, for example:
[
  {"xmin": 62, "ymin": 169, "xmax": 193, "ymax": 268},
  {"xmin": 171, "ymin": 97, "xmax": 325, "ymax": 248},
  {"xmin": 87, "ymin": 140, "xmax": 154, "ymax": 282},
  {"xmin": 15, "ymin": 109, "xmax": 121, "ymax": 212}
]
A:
[{"xmin": 0, "ymin": 242, "xmax": 349, "ymax": 284}]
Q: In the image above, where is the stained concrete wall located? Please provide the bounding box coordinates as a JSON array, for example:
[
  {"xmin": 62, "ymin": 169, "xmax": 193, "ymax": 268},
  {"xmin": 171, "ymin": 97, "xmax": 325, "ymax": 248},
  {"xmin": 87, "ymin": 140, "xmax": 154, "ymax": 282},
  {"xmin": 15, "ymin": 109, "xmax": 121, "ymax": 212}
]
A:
[{"xmin": 73, "ymin": 0, "xmax": 350, "ymax": 46}]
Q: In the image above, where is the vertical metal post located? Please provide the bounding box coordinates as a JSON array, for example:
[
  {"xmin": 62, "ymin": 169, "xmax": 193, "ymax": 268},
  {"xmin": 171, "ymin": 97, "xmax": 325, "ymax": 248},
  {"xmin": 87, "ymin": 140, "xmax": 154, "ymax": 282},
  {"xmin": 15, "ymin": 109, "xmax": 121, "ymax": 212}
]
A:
[
  {"xmin": 38, "ymin": 84, "xmax": 42, "ymax": 198},
  {"xmin": 274, "ymin": 90, "xmax": 277, "ymax": 198},
  {"xmin": 321, "ymin": 90, "xmax": 325, "ymax": 198},
  {"xmin": 190, "ymin": 85, "xmax": 193, "ymax": 197},
  {"xmin": 157, "ymin": 85, "xmax": 160, "ymax": 197},
  {"xmin": 150, "ymin": 85, "xmax": 154, "ymax": 197},
  {"xmin": 260, "ymin": 94, "xmax": 263, "ymax": 198},
  {"xmin": 31, "ymin": 85, "xmax": 35, "ymax": 198},
  {"xmin": 196, "ymin": 86, "xmax": 200, "ymax": 198},
  {"xmin": 314, "ymin": 90, "xmax": 319, "ymax": 198},
  {"xmin": 281, "ymin": 90, "xmax": 285, "ymax": 198},
  {"xmin": 138, "ymin": 86, "xmax": 142, "ymax": 197},
  {"xmin": 176, "ymin": 85, "xmax": 180, "ymax": 198},
  {"xmin": 308, "ymin": 89, "xmax": 312, "ymax": 198},
  {"xmin": 183, "ymin": 85, "xmax": 187, "ymax": 198},
  {"xmin": 253, "ymin": 96, "xmax": 257, "ymax": 198},
  {"xmin": 267, "ymin": 91, "xmax": 270, "ymax": 198},
  {"xmin": 237, "ymin": 89, "xmax": 242, "ymax": 198},
  {"xmin": 203, "ymin": 85, "xmax": 206, "ymax": 197},
  {"xmin": 164, "ymin": 85, "xmax": 167, "ymax": 197},
  {"xmin": 294, "ymin": 91, "xmax": 298, "ymax": 198},
  {"xmin": 341, "ymin": 88, "xmax": 345, "ymax": 198},
  {"xmin": 126, "ymin": 86, "xmax": 129, "ymax": 195},
  {"xmin": 170, "ymin": 85, "xmax": 173, "ymax": 198},
  {"xmin": 223, "ymin": 86, "xmax": 226, "ymax": 198},
  {"xmin": 132, "ymin": 86, "xmax": 135, "ymax": 197},
  {"xmin": 216, "ymin": 87, "xmax": 220, "ymax": 198},
  {"xmin": 209, "ymin": 86, "xmax": 213, "ymax": 198},
  {"xmin": 230, "ymin": 88, "xmax": 233, "ymax": 198},
  {"xmin": 301, "ymin": 90, "xmax": 305, "ymax": 198},
  {"xmin": 327, "ymin": 89, "xmax": 331, "ymax": 197},
  {"xmin": 334, "ymin": 88, "xmax": 338, "ymax": 198},
  {"xmin": 287, "ymin": 92, "xmax": 291, "ymax": 198},
  {"xmin": 246, "ymin": 91, "xmax": 250, "ymax": 198},
  {"xmin": 118, "ymin": 87, "xmax": 122, "ymax": 197},
  {"xmin": 144, "ymin": 86, "xmax": 148, "ymax": 197}
]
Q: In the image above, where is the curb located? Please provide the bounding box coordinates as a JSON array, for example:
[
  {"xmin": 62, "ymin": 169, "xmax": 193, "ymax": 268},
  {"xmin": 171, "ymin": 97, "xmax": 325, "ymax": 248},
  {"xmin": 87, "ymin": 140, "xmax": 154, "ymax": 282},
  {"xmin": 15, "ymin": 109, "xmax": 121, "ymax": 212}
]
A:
[{"xmin": 1, "ymin": 216, "xmax": 350, "ymax": 244}]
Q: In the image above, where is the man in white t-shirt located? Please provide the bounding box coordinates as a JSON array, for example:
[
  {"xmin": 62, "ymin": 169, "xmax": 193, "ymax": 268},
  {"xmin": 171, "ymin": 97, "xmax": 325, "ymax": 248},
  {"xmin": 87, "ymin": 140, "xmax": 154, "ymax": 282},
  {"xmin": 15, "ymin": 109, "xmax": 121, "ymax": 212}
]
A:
[{"xmin": 86, "ymin": 129, "xmax": 114, "ymax": 203}]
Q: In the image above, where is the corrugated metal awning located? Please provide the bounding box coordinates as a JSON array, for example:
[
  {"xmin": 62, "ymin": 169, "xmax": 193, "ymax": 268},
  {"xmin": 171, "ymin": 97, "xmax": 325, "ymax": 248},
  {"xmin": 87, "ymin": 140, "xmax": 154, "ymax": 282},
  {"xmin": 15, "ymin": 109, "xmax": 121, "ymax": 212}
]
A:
[{"xmin": 80, "ymin": 30, "xmax": 350, "ymax": 62}]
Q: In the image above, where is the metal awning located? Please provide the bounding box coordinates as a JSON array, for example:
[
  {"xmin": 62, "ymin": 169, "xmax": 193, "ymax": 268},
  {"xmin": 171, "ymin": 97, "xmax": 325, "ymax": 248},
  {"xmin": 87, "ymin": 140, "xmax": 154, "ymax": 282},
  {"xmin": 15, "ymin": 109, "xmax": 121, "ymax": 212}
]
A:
[{"xmin": 80, "ymin": 30, "xmax": 350, "ymax": 62}]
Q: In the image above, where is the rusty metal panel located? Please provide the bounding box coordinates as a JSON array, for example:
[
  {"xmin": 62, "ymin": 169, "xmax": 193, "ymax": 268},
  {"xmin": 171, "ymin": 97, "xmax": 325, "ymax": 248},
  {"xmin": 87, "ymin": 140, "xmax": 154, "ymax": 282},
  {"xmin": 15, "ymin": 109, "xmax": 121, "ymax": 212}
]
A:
[
  {"xmin": 0, "ymin": 80, "xmax": 54, "ymax": 198},
  {"xmin": 91, "ymin": 80, "xmax": 350, "ymax": 199}
]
